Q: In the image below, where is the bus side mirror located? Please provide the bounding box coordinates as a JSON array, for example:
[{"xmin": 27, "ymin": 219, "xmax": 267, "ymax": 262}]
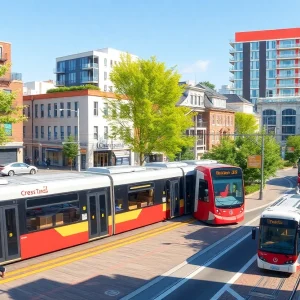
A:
[{"xmin": 252, "ymin": 227, "xmax": 256, "ymax": 240}]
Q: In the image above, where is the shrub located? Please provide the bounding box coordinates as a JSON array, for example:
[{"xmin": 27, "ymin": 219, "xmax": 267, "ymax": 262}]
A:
[
  {"xmin": 47, "ymin": 84, "xmax": 100, "ymax": 93},
  {"xmin": 283, "ymin": 160, "xmax": 294, "ymax": 168},
  {"xmin": 245, "ymin": 184, "xmax": 260, "ymax": 195}
]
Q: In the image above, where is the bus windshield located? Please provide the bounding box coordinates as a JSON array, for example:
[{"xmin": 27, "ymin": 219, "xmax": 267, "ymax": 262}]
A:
[
  {"xmin": 259, "ymin": 219, "xmax": 297, "ymax": 255},
  {"xmin": 212, "ymin": 177, "xmax": 244, "ymax": 208}
]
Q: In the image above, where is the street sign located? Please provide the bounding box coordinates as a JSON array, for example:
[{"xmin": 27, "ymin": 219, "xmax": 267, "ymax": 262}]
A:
[
  {"xmin": 247, "ymin": 155, "xmax": 261, "ymax": 168},
  {"xmin": 286, "ymin": 147, "xmax": 295, "ymax": 153}
]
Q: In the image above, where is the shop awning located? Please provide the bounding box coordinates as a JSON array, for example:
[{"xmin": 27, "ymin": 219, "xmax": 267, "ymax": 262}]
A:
[
  {"xmin": 45, "ymin": 148, "xmax": 62, "ymax": 152},
  {"xmin": 113, "ymin": 150, "xmax": 130, "ymax": 158}
]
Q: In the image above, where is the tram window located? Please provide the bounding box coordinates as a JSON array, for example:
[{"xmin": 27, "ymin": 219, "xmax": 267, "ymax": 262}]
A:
[
  {"xmin": 27, "ymin": 193, "xmax": 78, "ymax": 208},
  {"xmin": 198, "ymin": 179, "xmax": 209, "ymax": 202},
  {"xmin": 115, "ymin": 185, "xmax": 128, "ymax": 213},
  {"xmin": 128, "ymin": 189, "xmax": 154, "ymax": 210},
  {"xmin": 26, "ymin": 200, "xmax": 80, "ymax": 232}
]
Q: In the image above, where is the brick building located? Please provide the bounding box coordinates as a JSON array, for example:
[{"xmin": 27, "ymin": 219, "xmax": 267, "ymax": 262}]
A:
[{"xmin": 0, "ymin": 41, "xmax": 23, "ymax": 163}]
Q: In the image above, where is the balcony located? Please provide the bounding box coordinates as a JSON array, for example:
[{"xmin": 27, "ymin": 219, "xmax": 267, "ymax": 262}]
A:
[
  {"xmin": 277, "ymin": 53, "xmax": 300, "ymax": 59},
  {"xmin": 56, "ymin": 80, "xmax": 65, "ymax": 86},
  {"xmin": 276, "ymin": 73, "xmax": 300, "ymax": 79},
  {"xmin": 257, "ymin": 96, "xmax": 300, "ymax": 104},
  {"xmin": 277, "ymin": 43, "xmax": 300, "ymax": 49},
  {"xmin": 0, "ymin": 53, "xmax": 8, "ymax": 63},
  {"xmin": 229, "ymin": 76, "xmax": 234, "ymax": 82},
  {"xmin": 81, "ymin": 76, "xmax": 99, "ymax": 84},
  {"xmin": 82, "ymin": 63, "xmax": 99, "ymax": 70},
  {"xmin": 0, "ymin": 72, "xmax": 22, "ymax": 85},
  {"xmin": 277, "ymin": 83, "xmax": 300, "ymax": 88},
  {"xmin": 54, "ymin": 67, "xmax": 66, "ymax": 74},
  {"xmin": 276, "ymin": 64, "xmax": 300, "ymax": 69}
]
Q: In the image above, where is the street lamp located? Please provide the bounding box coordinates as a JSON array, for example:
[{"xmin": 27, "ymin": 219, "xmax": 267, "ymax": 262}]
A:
[{"xmin": 59, "ymin": 108, "xmax": 81, "ymax": 172}]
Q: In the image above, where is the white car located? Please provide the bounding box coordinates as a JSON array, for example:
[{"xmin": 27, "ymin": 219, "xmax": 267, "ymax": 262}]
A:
[{"xmin": 0, "ymin": 162, "xmax": 38, "ymax": 176}]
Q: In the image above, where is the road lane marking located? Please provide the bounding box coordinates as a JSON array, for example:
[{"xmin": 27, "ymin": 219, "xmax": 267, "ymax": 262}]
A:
[
  {"xmin": 1, "ymin": 219, "xmax": 194, "ymax": 284},
  {"xmin": 211, "ymin": 255, "xmax": 256, "ymax": 300},
  {"xmin": 227, "ymin": 287, "xmax": 245, "ymax": 300}
]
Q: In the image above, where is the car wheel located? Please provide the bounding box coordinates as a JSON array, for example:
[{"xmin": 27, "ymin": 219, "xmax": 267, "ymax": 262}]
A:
[
  {"xmin": 30, "ymin": 169, "xmax": 36, "ymax": 175},
  {"xmin": 8, "ymin": 170, "xmax": 14, "ymax": 176}
]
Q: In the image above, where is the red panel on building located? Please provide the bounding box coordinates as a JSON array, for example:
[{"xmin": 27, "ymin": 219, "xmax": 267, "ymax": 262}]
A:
[{"xmin": 235, "ymin": 28, "xmax": 300, "ymax": 42}]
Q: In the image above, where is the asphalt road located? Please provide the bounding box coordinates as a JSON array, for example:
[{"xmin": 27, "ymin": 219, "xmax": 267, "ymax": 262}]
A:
[{"xmin": 122, "ymin": 169, "xmax": 296, "ymax": 300}]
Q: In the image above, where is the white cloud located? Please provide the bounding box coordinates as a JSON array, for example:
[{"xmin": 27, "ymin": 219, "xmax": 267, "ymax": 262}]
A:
[{"xmin": 181, "ymin": 60, "xmax": 210, "ymax": 74}]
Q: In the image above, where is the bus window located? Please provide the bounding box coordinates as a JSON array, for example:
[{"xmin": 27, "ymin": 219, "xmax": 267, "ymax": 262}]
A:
[
  {"xmin": 128, "ymin": 189, "xmax": 154, "ymax": 210},
  {"xmin": 198, "ymin": 179, "xmax": 209, "ymax": 202}
]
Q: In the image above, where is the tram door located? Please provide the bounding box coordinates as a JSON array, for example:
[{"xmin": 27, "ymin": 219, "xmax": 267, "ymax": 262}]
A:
[
  {"xmin": 167, "ymin": 180, "xmax": 180, "ymax": 218},
  {"xmin": 88, "ymin": 192, "xmax": 108, "ymax": 239},
  {"xmin": 0, "ymin": 206, "xmax": 20, "ymax": 263}
]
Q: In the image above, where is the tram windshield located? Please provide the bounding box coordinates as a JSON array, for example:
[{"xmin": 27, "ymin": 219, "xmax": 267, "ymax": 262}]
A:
[
  {"xmin": 259, "ymin": 219, "xmax": 297, "ymax": 255},
  {"xmin": 211, "ymin": 168, "xmax": 244, "ymax": 208}
]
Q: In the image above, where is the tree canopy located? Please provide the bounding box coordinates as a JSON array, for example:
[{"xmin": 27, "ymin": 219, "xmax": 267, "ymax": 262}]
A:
[
  {"xmin": 285, "ymin": 136, "xmax": 300, "ymax": 164},
  {"xmin": 0, "ymin": 64, "xmax": 26, "ymax": 145},
  {"xmin": 107, "ymin": 54, "xmax": 194, "ymax": 164},
  {"xmin": 199, "ymin": 81, "xmax": 215, "ymax": 90},
  {"xmin": 62, "ymin": 136, "xmax": 78, "ymax": 169},
  {"xmin": 235, "ymin": 112, "xmax": 258, "ymax": 135}
]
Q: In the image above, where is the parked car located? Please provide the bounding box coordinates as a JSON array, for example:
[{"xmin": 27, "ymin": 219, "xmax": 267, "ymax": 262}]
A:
[{"xmin": 0, "ymin": 162, "xmax": 38, "ymax": 176}]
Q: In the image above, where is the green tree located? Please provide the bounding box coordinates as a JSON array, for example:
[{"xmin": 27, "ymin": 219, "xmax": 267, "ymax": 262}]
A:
[
  {"xmin": 199, "ymin": 81, "xmax": 215, "ymax": 90},
  {"xmin": 62, "ymin": 136, "xmax": 78, "ymax": 170},
  {"xmin": 175, "ymin": 146, "xmax": 194, "ymax": 161},
  {"xmin": 107, "ymin": 54, "xmax": 194, "ymax": 165},
  {"xmin": 235, "ymin": 112, "xmax": 258, "ymax": 135},
  {"xmin": 202, "ymin": 133, "xmax": 282, "ymax": 184},
  {"xmin": 0, "ymin": 64, "xmax": 26, "ymax": 145},
  {"xmin": 285, "ymin": 136, "xmax": 300, "ymax": 164}
]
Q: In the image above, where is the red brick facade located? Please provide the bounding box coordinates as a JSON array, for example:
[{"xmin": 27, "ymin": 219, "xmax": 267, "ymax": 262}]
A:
[
  {"xmin": 204, "ymin": 109, "xmax": 235, "ymax": 150},
  {"xmin": 0, "ymin": 41, "xmax": 23, "ymax": 162}
]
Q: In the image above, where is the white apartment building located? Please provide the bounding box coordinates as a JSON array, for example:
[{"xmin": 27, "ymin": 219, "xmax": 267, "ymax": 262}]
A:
[
  {"xmin": 23, "ymin": 80, "xmax": 55, "ymax": 95},
  {"xmin": 23, "ymin": 90, "xmax": 134, "ymax": 169},
  {"xmin": 55, "ymin": 48, "xmax": 139, "ymax": 92}
]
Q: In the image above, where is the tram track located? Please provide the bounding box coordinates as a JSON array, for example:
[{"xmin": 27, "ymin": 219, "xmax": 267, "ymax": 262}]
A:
[{"xmin": 289, "ymin": 273, "xmax": 300, "ymax": 300}]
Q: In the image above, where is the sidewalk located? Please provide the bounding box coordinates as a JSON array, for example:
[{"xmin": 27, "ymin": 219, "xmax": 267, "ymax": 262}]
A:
[{"xmin": 244, "ymin": 167, "xmax": 295, "ymax": 212}]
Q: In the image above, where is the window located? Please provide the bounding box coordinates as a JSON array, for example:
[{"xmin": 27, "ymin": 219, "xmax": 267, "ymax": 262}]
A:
[
  {"xmin": 69, "ymin": 59, "xmax": 76, "ymax": 71},
  {"xmin": 267, "ymin": 79, "xmax": 276, "ymax": 88},
  {"xmin": 48, "ymin": 103, "xmax": 51, "ymax": 117},
  {"xmin": 74, "ymin": 102, "xmax": 78, "ymax": 117},
  {"xmin": 251, "ymin": 42, "xmax": 259, "ymax": 51},
  {"xmin": 94, "ymin": 102, "xmax": 98, "ymax": 116},
  {"xmin": 48, "ymin": 126, "xmax": 51, "ymax": 140},
  {"xmin": 60, "ymin": 126, "xmax": 64, "ymax": 140},
  {"xmin": 250, "ymin": 61, "xmax": 259, "ymax": 69},
  {"xmin": 109, "ymin": 86, "xmax": 113, "ymax": 92},
  {"xmin": 67, "ymin": 102, "xmax": 71, "ymax": 117},
  {"xmin": 27, "ymin": 105, "xmax": 31, "ymax": 118},
  {"xmin": 104, "ymin": 58, "xmax": 107, "ymax": 66},
  {"xmin": 250, "ymin": 80, "xmax": 259, "ymax": 88},
  {"xmin": 74, "ymin": 126, "xmax": 78, "ymax": 139},
  {"xmin": 110, "ymin": 60, "xmax": 113, "ymax": 67},
  {"xmin": 57, "ymin": 61, "xmax": 65, "ymax": 72},
  {"xmin": 104, "ymin": 85, "xmax": 107, "ymax": 91},
  {"xmin": 198, "ymin": 179, "xmax": 209, "ymax": 202},
  {"xmin": 267, "ymin": 60, "xmax": 276, "ymax": 69},
  {"xmin": 60, "ymin": 103, "xmax": 64, "ymax": 117},
  {"xmin": 212, "ymin": 115, "xmax": 215, "ymax": 125},
  {"xmin": 41, "ymin": 126, "xmax": 44, "ymax": 139},
  {"xmin": 282, "ymin": 109, "xmax": 296, "ymax": 141},
  {"xmin": 263, "ymin": 109, "xmax": 276, "ymax": 134},
  {"xmin": 54, "ymin": 103, "xmax": 58, "ymax": 117},
  {"xmin": 54, "ymin": 126, "xmax": 58, "ymax": 140},
  {"xmin": 94, "ymin": 126, "xmax": 98, "ymax": 139},
  {"xmin": 251, "ymin": 51, "xmax": 259, "ymax": 60},
  {"xmin": 103, "ymin": 103, "xmax": 108, "ymax": 116},
  {"xmin": 35, "ymin": 126, "xmax": 38, "ymax": 139},
  {"xmin": 235, "ymin": 43, "xmax": 243, "ymax": 51},
  {"xmin": 128, "ymin": 186, "xmax": 154, "ymax": 210},
  {"xmin": 26, "ymin": 193, "xmax": 80, "ymax": 232},
  {"xmin": 35, "ymin": 104, "xmax": 38, "ymax": 118},
  {"xmin": 250, "ymin": 70, "xmax": 259, "ymax": 79},
  {"xmin": 104, "ymin": 126, "xmax": 108, "ymax": 139},
  {"xmin": 104, "ymin": 72, "xmax": 107, "ymax": 80},
  {"xmin": 267, "ymin": 40, "xmax": 276, "ymax": 50},
  {"xmin": 191, "ymin": 95, "xmax": 194, "ymax": 105},
  {"xmin": 267, "ymin": 70, "xmax": 276, "ymax": 79},
  {"xmin": 40, "ymin": 104, "xmax": 44, "ymax": 118},
  {"xmin": 23, "ymin": 126, "xmax": 26, "ymax": 138},
  {"xmin": 69, "ymin": 72, "xmax": 76, "ymax": 83},
  {"xmin": 67, "ymin": 126, "xmax": 71, "ymax": 137}
]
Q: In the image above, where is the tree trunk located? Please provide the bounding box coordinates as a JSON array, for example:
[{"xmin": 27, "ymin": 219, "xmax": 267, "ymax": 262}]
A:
[{"xmin": 139, "ymin": 153, "xmax": 144, "ymax": 166}]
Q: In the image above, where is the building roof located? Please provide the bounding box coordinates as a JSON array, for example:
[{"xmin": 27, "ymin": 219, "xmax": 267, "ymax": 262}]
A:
[
  {"xmin": 195, "ymin": 83, "xmax": 227, "ymax": 100},
  {"xmin": 223, "ymin": 94, "xmax": 253, "ymax": 105},
  {"xmin": 23, "ymin": 89, "xmax": 129, "ymax": 101}
]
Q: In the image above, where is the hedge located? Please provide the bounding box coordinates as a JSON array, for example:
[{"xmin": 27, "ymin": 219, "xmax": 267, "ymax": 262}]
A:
[
  {"xmin": 47, "ymin": 84, "xmax": 100, "ymax": 93},
  {"xmin": 245, "ymin": 184, "xmax": 260, "ymax": 195}
]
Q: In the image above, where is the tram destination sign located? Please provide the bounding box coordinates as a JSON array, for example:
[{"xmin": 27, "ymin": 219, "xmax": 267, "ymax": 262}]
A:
[{"xmin": 211, "ymin": 168, "xmax": 241, "ymax": 178}]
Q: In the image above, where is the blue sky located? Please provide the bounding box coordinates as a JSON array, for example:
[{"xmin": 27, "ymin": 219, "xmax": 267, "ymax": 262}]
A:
[{"xmin": 3, "ymin": 0, "xmax": 300, "ymax": 90}]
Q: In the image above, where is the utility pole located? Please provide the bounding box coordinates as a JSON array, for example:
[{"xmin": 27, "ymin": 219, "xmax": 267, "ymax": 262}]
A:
[{"xmin": 259, "ymin": 132, "xmax": 264, "ymax": 200}]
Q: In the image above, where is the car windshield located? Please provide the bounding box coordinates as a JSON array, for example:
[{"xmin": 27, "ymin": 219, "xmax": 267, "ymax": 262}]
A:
[
  {"xmin": 212, "ymin": 177, "xmax": 244, "ymax": 208},
  {"xmin": 259, "ymin": 225, "xmax": 296, "ymax": 255}
]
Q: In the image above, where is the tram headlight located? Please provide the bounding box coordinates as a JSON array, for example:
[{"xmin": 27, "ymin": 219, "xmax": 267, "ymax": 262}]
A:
[
  {"xmin": 259, "ymin": 256, "xmax": 266, "ymax": 261},
  {"xmin": 284, "ymin": 260, "xmax": 294, "ymax": 264},
  {"xmin": 216, "ymin": 209, "xmax": 220, "ymax": 214}
]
